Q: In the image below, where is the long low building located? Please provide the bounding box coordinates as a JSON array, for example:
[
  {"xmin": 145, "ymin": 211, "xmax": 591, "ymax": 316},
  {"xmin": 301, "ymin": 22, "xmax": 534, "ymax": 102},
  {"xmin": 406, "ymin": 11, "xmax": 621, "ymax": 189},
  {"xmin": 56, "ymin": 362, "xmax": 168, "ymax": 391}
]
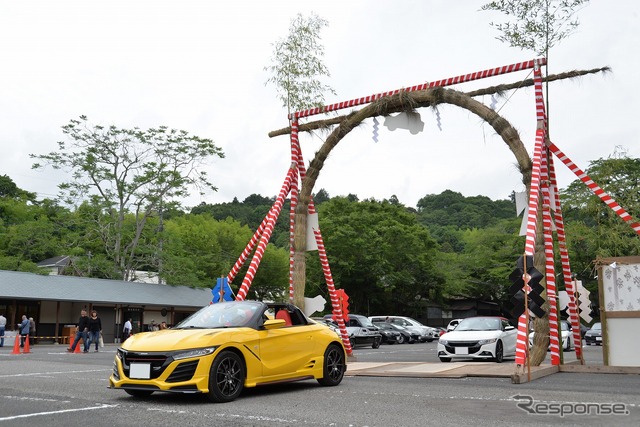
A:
[{"xmin": 0, "ymin": 270, "xmax": 213, "ymax": 344}]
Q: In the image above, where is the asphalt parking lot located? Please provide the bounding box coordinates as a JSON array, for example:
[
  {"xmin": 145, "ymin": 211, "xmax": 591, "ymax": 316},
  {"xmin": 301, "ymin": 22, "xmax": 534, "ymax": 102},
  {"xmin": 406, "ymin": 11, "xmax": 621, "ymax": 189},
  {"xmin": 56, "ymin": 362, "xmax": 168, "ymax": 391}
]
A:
[{"xmin": 1, "ymin": 340, "xmax": 639, "ymax": 426}]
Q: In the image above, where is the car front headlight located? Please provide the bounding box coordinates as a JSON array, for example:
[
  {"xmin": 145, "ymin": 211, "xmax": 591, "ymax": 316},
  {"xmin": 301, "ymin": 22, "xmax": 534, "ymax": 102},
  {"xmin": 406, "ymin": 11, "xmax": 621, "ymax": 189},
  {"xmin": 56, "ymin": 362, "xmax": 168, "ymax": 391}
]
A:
[
  {"xmin": 439, "ymin": 339, "xmax": 448, "ymax": 345},
  {"xmin": 478, "ymin": 338, "xmax": 497, "ymax": 345},
  {"xmin": 172, "ymin": 347, "xmax": 217, "ymax": 360}
]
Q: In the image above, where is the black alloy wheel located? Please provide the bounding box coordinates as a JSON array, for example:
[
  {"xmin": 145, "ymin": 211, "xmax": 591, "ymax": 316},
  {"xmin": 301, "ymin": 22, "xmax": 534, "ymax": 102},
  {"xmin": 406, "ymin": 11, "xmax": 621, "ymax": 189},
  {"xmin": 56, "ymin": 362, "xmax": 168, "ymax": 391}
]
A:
[
  {"xmin": 317, "ymin": 344, "xmax": 346, "ymax": 386},
  {"xmin": 206, "ymin": 350, "xmax": 245, "ymax": 403}
]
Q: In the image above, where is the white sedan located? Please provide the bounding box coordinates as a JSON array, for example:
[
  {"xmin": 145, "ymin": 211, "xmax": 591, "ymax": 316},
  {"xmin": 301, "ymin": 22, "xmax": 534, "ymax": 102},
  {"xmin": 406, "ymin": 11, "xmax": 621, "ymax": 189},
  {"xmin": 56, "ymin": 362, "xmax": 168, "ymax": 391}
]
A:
[{"xmin": 437, "ymin": 316, "xmax": 517, "ymax": 363}]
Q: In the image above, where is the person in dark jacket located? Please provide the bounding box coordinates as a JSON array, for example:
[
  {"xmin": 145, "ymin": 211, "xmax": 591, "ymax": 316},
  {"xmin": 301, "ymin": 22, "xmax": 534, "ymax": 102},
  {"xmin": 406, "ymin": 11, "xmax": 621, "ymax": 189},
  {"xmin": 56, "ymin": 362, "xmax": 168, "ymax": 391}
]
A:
[
  {"xmin": 67, "ymin": 309, "xmax": 89, "ymax": 353},
  {"xmin": 87, "ymin": 310, "xmax": 102, "ymax": 352},
  {"xmin": 18, "ymin": 315, "xmax": 30, "ymax": 348}
]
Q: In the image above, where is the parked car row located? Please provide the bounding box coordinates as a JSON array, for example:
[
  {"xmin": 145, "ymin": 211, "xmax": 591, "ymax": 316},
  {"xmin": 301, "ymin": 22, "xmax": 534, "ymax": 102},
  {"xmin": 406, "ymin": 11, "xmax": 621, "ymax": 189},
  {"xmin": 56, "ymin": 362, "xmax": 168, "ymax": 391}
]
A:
[
  {"xmin": 321, "ymin": 314, "xmax": 382, "ymax": 349},
  {"xmin": 317, "ymin": 313, "xmax": 604, "ymax": 358},
  {"xmin": 317, "ymin": 314, "xmax": 440, "ymax": 348},
  {"xmin": 369, "ymin": 315, "xmax": 439, "ymax": 342}
]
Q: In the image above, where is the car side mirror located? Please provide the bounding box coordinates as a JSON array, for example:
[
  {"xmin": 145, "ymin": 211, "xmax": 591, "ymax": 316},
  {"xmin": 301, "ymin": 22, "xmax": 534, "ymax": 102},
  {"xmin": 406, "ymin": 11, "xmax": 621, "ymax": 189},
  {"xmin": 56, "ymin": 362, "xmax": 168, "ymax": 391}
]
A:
[
  {"xmin": 263, "ymin": 319, "xmax": 286, "ymax": 330},
  {"xmin": 505, "ymin": 325, "xmax": 515, "ymax": 331}
]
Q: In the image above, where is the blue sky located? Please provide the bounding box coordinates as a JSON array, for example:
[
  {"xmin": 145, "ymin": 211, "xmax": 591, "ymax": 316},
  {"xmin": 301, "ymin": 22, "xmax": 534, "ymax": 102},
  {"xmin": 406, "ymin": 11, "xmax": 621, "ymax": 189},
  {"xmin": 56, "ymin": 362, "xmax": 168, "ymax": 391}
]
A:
[{"xmin": 1, "ymin": 0, "xmax": 638, "ymax": 209}]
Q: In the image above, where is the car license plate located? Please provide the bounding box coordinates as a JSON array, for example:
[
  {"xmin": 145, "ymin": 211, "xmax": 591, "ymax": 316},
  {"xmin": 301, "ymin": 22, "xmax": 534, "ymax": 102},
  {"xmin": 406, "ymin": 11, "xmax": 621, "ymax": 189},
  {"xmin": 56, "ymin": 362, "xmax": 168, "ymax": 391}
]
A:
[
  {"xmin": 455, "ymin": 347, "xmax": 469, "ymax": 355},
  {"xmin": 130, "ymin": 363, "xmax": 151, "ymax": 379},
  {"xmin": 596, "ymin": 336, "xmax": 602, "ymax": 342}
]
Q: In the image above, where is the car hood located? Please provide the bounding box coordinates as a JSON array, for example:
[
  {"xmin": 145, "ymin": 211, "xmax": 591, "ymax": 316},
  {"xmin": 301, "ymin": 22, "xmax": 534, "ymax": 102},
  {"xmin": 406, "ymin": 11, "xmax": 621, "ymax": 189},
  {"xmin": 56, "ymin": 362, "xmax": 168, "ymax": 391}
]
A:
[
  {"xmin": 122, "ymin": 328, "xmax": 248, "ymax": 351},
  {"xmin": 440, "ymin": 330, "xmax": 502, "ymax": 341}
]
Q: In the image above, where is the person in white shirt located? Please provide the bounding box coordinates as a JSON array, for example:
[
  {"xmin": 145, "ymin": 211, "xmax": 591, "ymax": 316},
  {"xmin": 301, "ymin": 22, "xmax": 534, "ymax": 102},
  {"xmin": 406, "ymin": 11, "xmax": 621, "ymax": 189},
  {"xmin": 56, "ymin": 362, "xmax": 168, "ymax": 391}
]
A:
[{"xmin": 123, "ymin": 318, "xmax": 132, "ymax": 341}]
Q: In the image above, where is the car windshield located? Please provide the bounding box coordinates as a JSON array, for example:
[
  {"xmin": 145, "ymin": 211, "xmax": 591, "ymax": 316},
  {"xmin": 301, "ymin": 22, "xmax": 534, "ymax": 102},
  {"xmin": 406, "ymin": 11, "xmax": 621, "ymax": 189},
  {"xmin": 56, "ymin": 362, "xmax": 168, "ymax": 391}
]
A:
[
  {"xmin": 174, "ymin": 301, "xmax": 261, "ymax": 329},
  {"xmin": 591, "ymin": 323, "xmax": 601, "ymax": 331},
  {"xmin": 561, "ymin": 322, "xmax": 570, "ymax": 331},
  {"xmin": 358, "ymin": 317, "xmax": 375, "ymax": 327},
  {"xmin": 455, "ymin": 317, "xmax": 501, "ymax": 331}
]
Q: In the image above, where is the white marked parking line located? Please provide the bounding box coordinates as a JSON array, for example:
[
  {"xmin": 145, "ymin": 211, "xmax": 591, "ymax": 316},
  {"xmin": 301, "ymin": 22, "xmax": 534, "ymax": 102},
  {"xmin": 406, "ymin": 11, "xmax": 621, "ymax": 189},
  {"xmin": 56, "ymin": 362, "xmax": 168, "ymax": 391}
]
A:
[
  {"xmin": 0, "ymin": 403, "xmax": 117, "ymax": 421},
  {"xmin": 6, "ymin": 396, "xmax": 70, "ymax": 403},
  {"xmin": 0, "ymin": 369, "xmax": 109, "ymax": 378}
]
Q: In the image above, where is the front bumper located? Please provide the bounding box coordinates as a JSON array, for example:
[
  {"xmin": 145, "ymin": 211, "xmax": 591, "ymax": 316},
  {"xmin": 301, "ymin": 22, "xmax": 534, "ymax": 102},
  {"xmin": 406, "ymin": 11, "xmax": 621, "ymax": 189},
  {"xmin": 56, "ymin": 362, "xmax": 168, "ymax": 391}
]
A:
[
  {"xmin": 585, "ymin": 335, "xmax": 602, "ymax": 345},
  {"xmin": 437, "ymin": 341, "xmax": 497, "ymax": 359},
  {"xmin": 108, "ymin": 349, "xmax": 213, "ymax": 394}
]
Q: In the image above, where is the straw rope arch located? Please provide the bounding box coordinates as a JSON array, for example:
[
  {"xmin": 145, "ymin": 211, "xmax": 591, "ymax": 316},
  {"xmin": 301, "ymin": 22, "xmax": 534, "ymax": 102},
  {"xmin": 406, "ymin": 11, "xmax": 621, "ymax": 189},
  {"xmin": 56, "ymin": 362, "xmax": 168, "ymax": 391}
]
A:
[
  {"xmin": 278, "ymin": 68, "xmax": 607, "ymax": 308},
  {"xmin": 263, "ymin": 64, "xmax": 610, "ymax": 364}
]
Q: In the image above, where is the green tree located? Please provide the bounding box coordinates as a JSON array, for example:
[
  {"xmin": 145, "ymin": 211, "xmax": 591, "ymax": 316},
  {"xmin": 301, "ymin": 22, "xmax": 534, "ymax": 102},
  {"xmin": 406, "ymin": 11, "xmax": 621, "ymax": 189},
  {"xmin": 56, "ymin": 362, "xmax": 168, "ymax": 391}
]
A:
[
  {"xmin": 417, "ymin": 190, "xmax": 515, "ymax": 230},
  {"xmin": 313, "ymin": 188, "xmax": 330, "ymax": 206},
  {"xmin": 0, "ymin": 175, "xmax": 36, "ymax": 201},
  {"xmin": 0, "ymin": 196, "xmax": 69, "ymax": 270},
  {"xmin": 31, "ymin": 116, "xmax": 224, "ymax": 281},
  {"xmin": 306, "ymin": 197, "xmax": 444, "ymax": 316},
  {"xmin": 190, "ymin": 194, "xmax": 291, "ymax": 249},
  {"xmin": 264, "ymin": 12, "xmax": 336, "ymax": 115},
  {"xmin": 457, "ymin": 218, "xmax": 525, "ymax": 305},
  {"xmin": 0, "ymin": 256, "xmax": 40, "ymax": 272},
  {"xmin": 161, "ymin": 214, "xmax": 289, "ymax": 297}
]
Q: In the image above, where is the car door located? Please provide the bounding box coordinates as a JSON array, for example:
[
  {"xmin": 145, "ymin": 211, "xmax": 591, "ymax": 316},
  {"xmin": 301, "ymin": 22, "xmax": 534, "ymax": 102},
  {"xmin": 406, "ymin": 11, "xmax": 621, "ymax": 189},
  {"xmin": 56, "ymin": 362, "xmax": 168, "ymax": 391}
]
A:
[
  {"xmin": 259, "ymin": 321, "xmax": 316, "ymax": 379},
  {"xmin": 501, "ymin": 319, "xmax": 518, "ymax": 355}
]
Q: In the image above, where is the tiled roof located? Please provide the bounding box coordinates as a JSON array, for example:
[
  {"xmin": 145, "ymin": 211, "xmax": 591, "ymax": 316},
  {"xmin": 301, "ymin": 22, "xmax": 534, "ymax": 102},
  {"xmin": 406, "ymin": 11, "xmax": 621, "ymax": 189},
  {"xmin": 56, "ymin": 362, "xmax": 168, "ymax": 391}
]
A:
[
  {"xmin": 0, "ymin": 270, "xmax": 212, "ymax": 308},
  {"xmin": 36, "ymin": 255, "xmax": 72, "ymax": 267}
]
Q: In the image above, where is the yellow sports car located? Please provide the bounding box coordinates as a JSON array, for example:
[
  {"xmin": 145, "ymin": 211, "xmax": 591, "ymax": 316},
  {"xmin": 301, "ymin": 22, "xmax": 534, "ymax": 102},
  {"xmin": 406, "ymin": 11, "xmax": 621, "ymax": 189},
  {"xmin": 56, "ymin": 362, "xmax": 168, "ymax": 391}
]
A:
[{"xmin": 108, "ymin": 300, "xmax": 347, "ymax": 402}]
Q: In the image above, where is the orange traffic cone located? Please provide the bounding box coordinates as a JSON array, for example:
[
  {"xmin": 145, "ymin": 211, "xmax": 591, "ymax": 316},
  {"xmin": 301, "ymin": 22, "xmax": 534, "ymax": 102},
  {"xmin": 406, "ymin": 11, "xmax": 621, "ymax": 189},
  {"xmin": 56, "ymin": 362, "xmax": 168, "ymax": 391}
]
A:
[
  {"xmin": 11, "ymin": 335, "xmax": 21, "ymax": 355},
  {"xmin": 22, "ymin": 335, "xmax": 31, "ymax": 354},
  {"xmin": 74, "ymin": 338, "xmax": 82, "ymax": 353}
]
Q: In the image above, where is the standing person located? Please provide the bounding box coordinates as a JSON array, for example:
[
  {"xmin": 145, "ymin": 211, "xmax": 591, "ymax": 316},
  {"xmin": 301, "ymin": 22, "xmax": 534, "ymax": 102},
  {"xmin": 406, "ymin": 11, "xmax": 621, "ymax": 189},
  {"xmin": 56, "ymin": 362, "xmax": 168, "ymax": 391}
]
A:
[
  {"xmin": 159, "ymin": 321, "xmax": 167, "ymax": 330},
  {"xmin": 87, "ymin": 310, "xmax": 102, "ymax": 352},
  {"xmin": 0, "ymin": 313, "xmax": 6, "ymax": 347},
  {"xmin": 29, "ymin": 317, "xmax": 36, "ymax": 345},
  {"xmin": 67, "ymin": 309, "xmax": 89, "ymax": 353},
  {"xmin": 18, "ymin": 315, "xmax": 30, "ymax": 348},
  {"xmin": 122, "ymin": 318, "xmax": 132, "ymax": 342}
]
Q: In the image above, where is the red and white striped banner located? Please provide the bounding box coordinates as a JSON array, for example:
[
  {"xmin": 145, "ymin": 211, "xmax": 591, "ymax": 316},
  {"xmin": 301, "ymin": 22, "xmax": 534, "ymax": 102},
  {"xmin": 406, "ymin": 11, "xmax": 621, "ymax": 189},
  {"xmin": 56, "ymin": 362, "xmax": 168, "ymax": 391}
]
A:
[
  {"xmin": 515, "ymin": 131, "xmax": 545, "ymax": 365},
  {"xmin": 515, "ymin": 61, "xmax": 547, "ymax": 366},
  {"xmin": 291, "ymin": 58, "xmax": 546, "ymax": 119},
  {"xmin": 524, "ymin": 130, "xmax": 545, "ymax": 256},
  {"xmin": 546, "ymin": 141, "xmax": 640, "ymax": 235},
  {"xmin": 541, "ymin": 150, "xmax": 561, "ymax": 365},
  {"xmin": 227, "ymin": 168, "xmax": 294, "ymax": 285},
  {"xmin": 236, "ymin": 167, "xmax": 297, "ymax": 301},
  {"xmin": 548, "ymin": 155, "xmax": 583, "ymax": 360},
  {"xmin": 313, "ymin": 228, "xmax": 353, "ymax": 355}
]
